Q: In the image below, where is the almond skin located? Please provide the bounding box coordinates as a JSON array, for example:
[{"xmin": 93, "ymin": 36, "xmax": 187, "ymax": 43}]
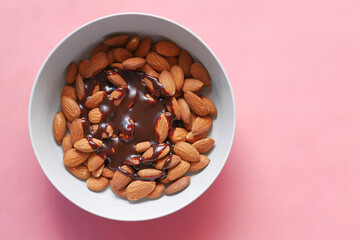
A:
[
  {"xmin": 84, "ymin": 52, "xmax": 108, "ymax": 78},
  {"xmin": 138, "ymin": 63, "xmax": 159, "ymax": 78},
  {"xmin": 174, "ymin": 142, "xmax": 200, "ymax": 162},
  {"xmin": 167, "ymin": 160, "xmax": 190, "ymax": 181},
  {"xmin": 66, "ymin": 61, "xmax": 77, "ymax": 84},
  {"xmin": 165, "ymin": 176, "xmax": 190, "ymax": 194},
  {"xmin": 90, "ymin": 42, "xmax": 110, "ymax": 57},
  {"xmin": 85, "ymin": 91, "xmax": 105, "ymax": 109},
  {"xmin": 156, "ymin": 41, "xmax": 180, "ymax": 56},
  {"xmin": 146, "ymin": 183, "xmax": 165, "ymax": 199},
  {"xmin": 184, "ymin": 91, "xmax": 209, "ymax": 116},
  {"xmin": 170, "ymin": 65, "xmax": 185, "ymax": 91},
  {"xmin": 107, "ymin": 48, "xmax": 116, "ymax": 65},
  {"xmin": 142, "ymin": 144, "xmax": 170, "ymax": 160},
  {"xmin": 114, "ymin": 48, "xmax": 133, "ymax": 63},
  {"xmin": 61, "ymin": 86, "xmax": 77, "ymax": 101},
  {"xmin": 107, "ymin": 70, "xmax": 127, "ymax": 87},
  {"xmin": 110, "ymin": 181, "xmax": 128, "ymax": 199},
  {"xmin": 134, "ymin": 37, "xmax": 152, "ymax": 57},
  {"xmin": 78, "ymin": 60, "xmax": 88, "ymax": 78},
  {"xmin": 63, "ymin": 149, "xmax": 90, "ymax": 167},
  {"xmin": 186, "ymin": 131, "xmax": 207, "ymax": 143},
  {"xmin": 192, "ymin": 137, "xmax": 215, "ymax": 153},
  {"xmin": 146, "ymin": 52, "xmax": 170, "ymax": 72},
  {"xmin": 184, "ymin": 111, "xmax": 196, "ymax": 131},
  {"xmin": 190, "ymin": 62, "xmax": 211, "ymax": 87},
  {"xmin": 102, "ymin": 167, "xmax": 115, "ymax": 178},
  {"xmin": 165, "ymin": 56, "xmax": 178, "ymax": 67},
  {"xmin": 177, "ymin": 98, "xmax": 191, "ymax": 124},
  {"xmin": 70, "ymin": 118, "xmax": 84, "ymax": 145},
  {"xmin": 88, "ymin": 108, "xmax": 102, "ymax": 124},
  {"xmin": 154, "ymin": 112, "xmax": 170, "ymax": 143},
  {"xmin": 178, "ymin": 50, "xmax": 193, "ymax": 77},
  {"xmin": 62, "ymin": 134, "xmax": 73, "ymax": 152},
  {"xmin": 92, "ymin": 163, "xmax": 105, "ymax": 177},
  {"xmin": 104, "ymin": 34, "xmax": 129, "ymax": 47},
  {"xmin": 192, "ymin": 116, "xmax": 212, "ymax": 137},
  {"xmin": 155, "ymin": 154, "xmax": 181, "ymax": 170},
  {"xmin": 182, "ymin": 79, "xmax": 204, "ymax": 92},
  {"xmin": 125, "ymin": 35, "xmax": 140, "ymax": 52},
  {"xmin": 201, "ymin": 96, "xmax": 217, "ymax": 117},
  {"xmin": 189, "ymin": 155, "xmax": 210, "ymax": 172},
  {"xmin": 86, "ymin": 176, "xmax": 109, "ymax": 191},
  {"xmin": 126, "ymin": 180, "xmax": 156, "ymax": 201},
  {"xmin": 170, "ymin": 127, "xmax": 188, "ymax": 143},
  {"xmin": 87, "ymin": 153, "xmax": 105, "ymax": 171},
  {"xmin": 159, "ymin": 70, "xmax": 176, "ymax": 96},
  {"xmin": 122, "ymin": 57, "xmax": 146, "ymax": 70},
  {"xmin": 74, "ymin": 138, "xmax": 103, "ymax": 153},
  {"xmin": 66, "ymin": 164, "xmax": 91, "ymax": 179},
  {"xmin": 137, "ymin": 169, "xmax": 162, "ymax": 178},
  {"xmin": 75, "ymin": 73, "xmax": 85, "ymax": 101},
  {"xmin": 135, "ymin": 141, "xmax": 151, "ymax": 153},
  {"xmin": 112, "ymin": 165, "xmax": 134, "ymax": 190},
  {"xmin": 53, "ymin": 111, "xmax": 66, "ymax": 144},
  {"xmin": 61, "ymin": 96, "xmax": 81, "ymax": 122},
  {"xmin": 167, "ymin": 97, "xmax": 181, "ymax": 120}
]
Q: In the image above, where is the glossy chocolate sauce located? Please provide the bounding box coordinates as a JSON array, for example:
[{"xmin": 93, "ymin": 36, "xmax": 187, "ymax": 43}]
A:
[{"xmin": 79, "ymin": 68, "xmax": 179, "ymax": 181}]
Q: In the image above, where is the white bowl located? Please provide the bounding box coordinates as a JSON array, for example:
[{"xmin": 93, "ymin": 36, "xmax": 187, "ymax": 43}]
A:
[{"xmin": 28, "ymin": 13, "xmax": 236, "ymax": 221}]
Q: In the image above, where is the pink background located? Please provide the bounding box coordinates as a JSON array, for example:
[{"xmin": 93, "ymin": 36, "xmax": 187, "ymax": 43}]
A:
[{"xmin": 1, "ymin": 0, "xmax": 360, "ymax": 239}]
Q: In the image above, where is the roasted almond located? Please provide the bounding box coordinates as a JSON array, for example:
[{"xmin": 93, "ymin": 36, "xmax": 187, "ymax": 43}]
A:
[
  {"xmin": 184, "ymin": 91, "xmax": 209, "ymax": 116},
  {"xmin": 122, "ymin": 57, "xmax": 146, "ymax": 70},
  {"xmin": 74, "ymin": 138, "xmax": 103, "ymax": 153},
  {"xmin": 167, "ymin": 160, "xmax": 190, "ymax": 181},
  {"xmin": 102, "ymin": 167, "xmax": 115, "ymax": 178},
  {"xmin": 109, "ymin": 87, "xmax": 126, "ymax": 106},
  {"xmin": 186, "ymin": 131, "xmax": 207, "ymax": 143},
  {"xmin": 114, "ymin": 48, "xmax": 133, "ymax": 63},
  {"xmin": 126, "ymin": 180, "xmax": 156, "ymax": 201},
  {"xmin": 101, "ymin": 124, "xmax": 114, "ymax": 139},
  {"xmin": 156, "ymin": 41, "xmax": 180, "ymax": 56},
  {"xmin": 170, "ymin": 127, "xmax": 188, "ymax": 143},
  {"xmin": 190, "ymin": 62, "xmax": 211, "ymax": 87},
  {"xmin": 85, "ymin": 91, "xmax": 105, "ymax": 109},
  {"xmin": 107, "ymin": 48, "xmax": 116, "ymax": 65},
  {"xmin": 134, "ymin": 37, "xmax": 152, "ymax": 57},
  {"xmin": 75, "ymin": 73, "xmax": 85, "ymax": 101},
  {"xmin": 182, "ymin": 79, "xmax": 204, "ymax": 92},
  {"xmin": 192, "ymin": 137, "xmax": 215, "ymax": 153},
  {"xmin": 61, "ymin": 86, "xmax": 77, "ymax": 101},
  {"xmin": 66, "ymin": 61, "xmax": 77, "ymax": 84},
  {"xmin": 142, "ymin": 144, "xmax": 170, "ymax": 160},
  {"xmin": 53, "ymin": 111, "xmax": 66, "ymax": 144},
  {"xmin": 63, "ymin": 148, "xmax": 90, "ymax": 167},
  {"xmin": 87, "ymin": 153, "xmax": 105, "ymax": 171},
  {"xmin": 170, "ymin": 65, "xmax": 185, "ymax": 91},
  {"xmin": 139, "ymin": 63, "xmax": 159, "ymax": 78},
  {"xmin": 167, "ymin": 97, "xmax": 181, "ymax": 120},
  {"xmin": 155, "ymin": 154, "xmax": 181, "ymax": 170},
  {"xmin": 192, "ymin": 116, "xmax": 212, "ymax": 137},
  {"xmin": 70, "ymin": 118, "xmax": 84, "ymax": 145},
  {"xmin": 165, "ymin": 176, "xmax": 190, "ymax": 194},
  {"xmin": 111, "ymin": 62, "xmax": 124, "ymax": 69},
  {"xmin": 201, "ymin": 96, "xmax": 217, "ymax": 117},
  {"xmin": 61, "ymin": 96, "xmax": 81, "ymax": 122},
  {"xmin": 62, "ymin": 134, "xmax": 73, "ymax": 153},
  {"xmin": 90, "ymin": 42, "xmax": 110, "ymax": 57},
  {"xmin": 92, "ymin": 163, "xmax": 105, "ymax": 178},
  {"xmin": 88, "ymin": 108, "xmax": 102, "ymax": 123},
  {"xmin": 66, "ymin": 164, "xmax": 91, "ymax": 179},
  {"xmin": 125, "ymin": 35, "xmax": 140, "ymax": 52},
  {"xmin": 154, "ymin": 112, "xmax": 170, "ymax": 143},
  {"xmin": 159, "ymin": 70, "xmax": 176, "ymax": 96},
  {"xmin": 110, "ymin": 180, "xmax": 127, "ymax": 199},
  {"xmin": 86, "ymin": 176, "xmax": 109, "ymax": 191},
  {"xmin": 178, "ymin": 50, "xmax": 193, "ymax": 77},
  {"xmin": 146, "ymin": 52, "xmax": 170, "ymax": 72},
  {"xmin": 184, "ymin": 111, "xmax": 196, "ymax": 131},
  {"xmin": 165, "ymin": 56, "xmax": 178, "ymax": 67},
  {"xmin": 174, "ymin": 142, "xmax": 200, "ymax": 162},
  {"xmin": 104, "ymin": 34, "xmax": 129, "ymax": 47},
  {"xmin": 92, "ymin": 84, "xmax": 100, "ymax": 95},
  {"xmin": 146, "ymin": 183, "xmax": 165, "ymax": 199},
  {"xmin": 135, "ymin": 141, "xmax": 151, "ymax": 153},
  {"xmin": 78, "ymin": 60, "xmax": 89, "ymax": 78},
  {"xmin": 177, "ymin": 98, "xmax": 191, "ymax": 124},
  {"xmin": 112, "ymin": 165, "xmax": 134, "ymax": 190},
  {"xmin": 137, "ymin": 169, "xmax": 162, "ymax": 178},
  {"xmin": 85, "ymin": 52, "xmax": 108, "ymax": 78}
]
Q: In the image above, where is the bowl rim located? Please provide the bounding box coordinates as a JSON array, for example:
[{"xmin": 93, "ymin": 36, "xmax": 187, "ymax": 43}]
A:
[{"xmin": 28, "ymin": 12, "xmax": 236, "ymax": 221}]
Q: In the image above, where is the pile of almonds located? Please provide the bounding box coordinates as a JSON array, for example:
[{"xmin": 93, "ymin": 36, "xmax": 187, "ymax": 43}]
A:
[{"xmin": 53, "ymin": 34, "xmax": 217, "ymax": 201}]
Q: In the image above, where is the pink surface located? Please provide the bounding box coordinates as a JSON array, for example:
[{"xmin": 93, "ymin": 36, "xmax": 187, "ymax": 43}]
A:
[{"xmin": 1, "ymin": 0, "xmax": 360, "ymax": 239}]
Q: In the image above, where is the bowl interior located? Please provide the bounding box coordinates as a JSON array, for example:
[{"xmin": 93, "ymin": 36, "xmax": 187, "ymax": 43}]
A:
[{"xmin": 29, "ymin": 13, "xmax": 235, "ymax": 221}]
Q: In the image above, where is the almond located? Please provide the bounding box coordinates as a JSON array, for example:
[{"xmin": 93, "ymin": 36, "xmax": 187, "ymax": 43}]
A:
[
  {"xmin": 137, "ymin": 169, "xmax": 162, "ymax": 178},
  {"xmin": 189, "ymin": 155, "xmax": 210, "ymax": 172},
  {"xmin": 78, "ymin": 60, "xmax": 89, "ymax": 78},
  {"xmin": 170, "ymin": 65, "xmax": 184, "ymax": 91},
  {"xmin": 134, "ymin": 37, "xmax": 152, "ymax": 57},
  {"xmin": 142, "ymin": 144, "xmax": 170, "ymax": 160},
  {"xmin": 92, "ymin": 163, "xmax": 104, "ymax": 177},
  {"xmin": 66, "ymin": 164, "xmax": 91, "ymax": 179},
  {"xmin": 61, "ymin": 86, "xmax": 77, "ymax": 101},
  {"xmin": 85, "ymin": 52, "xmax": 108, "ymax": 78},
  {"xmin": 126, "ymin": 180, "xmax": 156, "ymax": 201},
  {"xmin": 160, "ymin": 177, "xmax": 172, "ymax": 184},
  {"xmin": 192, "ymin": 137, "xmax": 215, "ymax": 153},
  {"xmin": 178, "ymin": 50, "xmax": 193, "ymax": 77},
  {"xmin": 112, "ymin": 165, "xmax": 134, "ymax": 190},
  {"xmin": 84, "ymin": 91, "xmax": 105, "ymax": 109},
  {"xmin": 88, "ymin": 108, "xmax": 102, "ymax": 123},
  {"xmin": 182, "ymin": 79, "xmax": 204, "ymax": 92},
  {"xmin": 75, "ymin": 73, "xmax": 85, "ymax": 101},
  {"xmin": 143, "ymin": 78, "xmax": 160, "ymax": 97},
  {"xmin": 184, "ymin": 91, "xmax": 209, "ymax": 116},
  {"xmin": 110, "ymin": 180, "xmax": 127, "ymax": 199},
  {"xmin": 159, "ymin": 70, "xmax": 175, "ymax": 96},
  {"xmin": 102, "ymin": 167, "xmax": 115, "ymax": 178},
  {"xmin": 165, "ymin": 56, "xmax": 178, "ymax": 67},
  {"xmin": 190, "ymin": 63, "xmax": 211, "ymax": 87},
  {"xmin": 90, "ymin": 42, "xmax": 110, "ymax": 57},
  {"xmin": 174, "ymin": 142, "xmax": 200, "ymax": 162},
  {"xmin": 184, "ymin": 111, "xmax": 196, "ymax": 131},
  {"xmin": 146, "ymin": 52, "xmax": 170, "ymax": 72},
  {"xmin": 107, "ymin": 48, "xmax": 116, "ymax": 65},
  {"xmin": 177, "ymin": 98, "xmax": 191, "ymax": 124},
  {"xmin": 146, "ymin": 183, "xmax": 165, "ymax": 199},
  {"xmin": 125, "ymin": 35, "xmax": 140, "ymax": 52},
  {"xmin": 186, "ymin": 131, "xmax": 207, "ymax": 143},
  {"xmin": 154, "ymin": 112, "xmax": 170, "ymax": 143},
  {"xmin": 201, "ymin": 96, "xmax": 217, "ymax": 117},
  {"xmin": 155, "ymin": 154, "xmax": 181, "ymax": 170},
  {"xmin": 86, "ymin": 176, "xmax": 109, "ymax": 191},
  {"xmin": 92, "ymin": 84, "xmax": 100, "ymax": 94},
  {"xmin": 167, "ymin": 160, "xmax": 190, "ymax": 181},
  {"xmin": 135, "ymin": 141, "xmax": 151, "ymax": 153},
  {"xmin": 156, "ymin": 41, "xmax": 180, "ymax": 56},
  {"xmin": 114, "ymin": 48, "xmax": 133, "ymax": 63},
  {"xmin": 53, "ymin": 111, "xmax": 66, "ymax": 144},
  {"xmin": 87, "ymin": 153, "xmax": 105, "ymax": 171},
  {"xmin": 111, "ymin": 63, "xmax": 124, "ymax": 69},
  {"xmin": 101, "ymin": 124, "xmax": 114, "ymax": 139},
  {"xmin": 192, "ymin": 116, "xmax": 212, "ymax": 137},
  {"xmin": 61, "ymin": 96, "xmax": 81, "ymax": 122},
  {"xmin": 167, "ymin": 97, "xmax": 181, "ymax": 120},
  {"xmin": 70, "ymin": 118, "xmax": 84, "ymax": 145},
  {"xmin": 62, "ymin": 134, "xmax": 73, "ymax": 152},
  {"xmin": 66, "ymin": 61, "xmax": 77, "ymax": 84},
  {"xmin": 165, "ymin": 176, "xmax": 190, "ymax": 194},
  {"xmin": 170, "ymin": 127, "xmax": 188, "ymax": 143},
  {"xmin": 122, "ymin": 57, "xmax": 146, "ymax": 70},
  {"xmin": 139, "ymin": 63, "xmax": 159, "ymax": 78},
  {"xmin": 63, "ymin": 149, "xmax": 90, "ymax": 167},
  {"xmin": 109, "ymin": 87, "xmax": 126, "ymax": 106},
  {"xmin": 104, "ymin": 34, "xmax": 129, "ymax": 47},
  {"xmin": 74, "ymin": 138, "xmax": 103, "ymax": 152}
]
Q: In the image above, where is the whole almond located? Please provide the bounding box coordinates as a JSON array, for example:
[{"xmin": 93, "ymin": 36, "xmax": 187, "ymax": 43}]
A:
[
  {"xmin": 159, "ymin": 70, "xmax": 176, "ymax": 96},
  {"xmin": 139, "ymin": 63, "xmax": 159, "ymax": 78},
  {"xmin": 102, "ymin": 167, "xmax": 115, "ymax": 178},
  {"xmin": 63, "ymin": 149, "xmax": 90, "ymax": 167},
  {"xmin": 135, "ymin": 141, "xmax": 151, "ymax": 153},
  {"xmin": 165, "ymin": 56, "xmax": 178, "ymax": 67},
  {"xmin": 61, "ymin": 96, "xmax": 81, "ymax": 122},
  {"xmin": 112, "ymin": 165, "xmax": 134, "ymax": 190},
  {"xmin": 184, "ymin": 91, "xmax": 209, "ymax": 116},
  {"xmin": 192, "ymin": 116, "xmax": 212, "ymax": 137},
  {"xmin": 160, "ymin": 177, "xmax": 172, "ymax": 184},
  {"xmin": 78, "ymin": 60, "xmax": 89, "ymax": 78},
  {"xmin": 92, "ymin": 163, "xmax": 104, "ymax": 178},
  {"xmin": 122, "ymin": 57, "xmax": 146, "ymax": 70},
  {"xmin": 189, "ymin": 155, "xmax": 210, "ymax": 172},
  {"xmin": 70, "ymin": 118, "xmax": 84, "ymax": 145},
  {"xmin": 111, "ymin": 63, "xmax": 124, "ymax": 69},
  {"xmin": 90, "ymin": 42, "xmax": 110, "ymax": 57},
  {"xmin": 170, "ymin": 127, "xmax": 188, "ymax": 143},
  {"xmin": 165, "ymin": 176, "xmax": 190, "ymax": 194},
  {"xmin": 86, "ymin": 176, "xmax": 109, "ymax": 191},
  {"xmin": 126, "ymin": 180, "xmax": 156, "ymax": 201},
  {"xmin": 182, "ymin": 79, "xmax": 204, "ymax": 92},
  {"xmin": 146, "ymin": 52, "xmax": 170, "ymax": 72},
  {"xmin": 88, "ymin": 108, "xmax": 102, "ymax": 123},
  {"xmin": 66, "ymin": 61, "xmax": 77, "ymax": 84},
  {"xmin": 174, "ymin": 142, "xmax": 200, "ymax": 162},
  {"xmin": 178, "ymin": 50, "xmax": 193, "ymax": 77},
  {"xmin": 134, "ymin": 37, "xmax": 152, "ymax": 57},
  {"xmin": 101, "ymin": 124, "xmax": 114, "ymax": 139},
  {"xmin": 146, "ymin": 183, "xmax": 165, "ymax": 199},
  {"xmin": 104, "ymin": 34, "xmax": 129, "ymax": 47},
  {"xmin": 53, "ymin": 111, "xmax": 66, "ymax": 144},
  {"xmin": 156, "ymin": 41, "xmax": 180, "ymax": 56},
  {"xmin": 85, "ymin": 52, "xmax": 108, "ymax": 78},
  {"xmin": 107, "ymin": 48, "xmax": 116, "ymax": 65},
  {"xmin": 109, "ymin": 87, "xmax": 126, "ymax": 106},
  {"xmin": 74, "ymin": 138, "xmax": 103, "ymax": 152},
  {"xmin": 170, "ymin": 65, "xmax": 185, "ymax": 91},
  {"xmin": 62, "ymin": 134, "xmax": 73, "ymax": 152},
  {"xmin": 201, "ymin": 96, "xmax": 217, "ymax": 117},
  {"xmin": 184, "ymin": 111, "xmax": 196, "ymax": 131},
  {"xmin": 192, "ymin": 137, "xmax": 215, "ymax": 153},
  {"xmin": 107, "ymin": 70, "xmax": 127, "ymax": 87},
  {"xmin": 143, "ymin": 78, "xmax": 160, "ymax": 97},
  {"xmin": 66, "ymin": 164, "xmax": 91, "ymax": 179},
  {"xmin": 190, "ymin": 63, "xmax": 211, "ymax": 87},
  {"xmin": 110, "ymin": 180, "xmax": 127, "ymax": 199},
  {"xmin": 125, "ymin": 35, "xmax": 140, "ymax": 52},
  {"xmin": 61, "ymin": 86, "xmax": 77, "ymax": 101},
  {"xmin": 137, "ymin": 169, "xmax": 162, "ymax": 178},
  {"xmin": 92, "ymin": 84, "xmax": 100, "ymax": 95},
  {"xmin": 154, "ymin": 112, "xmax": 170, "ymax": 143},
  {"xmin": 155, "ymin": 154, "xmax": 181, "ymax": 170},
  {"xmin": 85, "ymin": 91, "xmax": 105, "ymax": 109},
  {"xmin": 167, "ymin": 97, "xmax": 181, "ymax": 120},
  {"xmin": 177, "ymin": 98, "xmax": 191, "ymax": 124},
  {"xmin": 142, "ymin": 144, "xmax": 170, "ymax": 160},
  {"xmin": 114, "ymin": 48, "xmax": 133, "ymax": 63},
  {"xmin": 167, "ymin": 160, "xmax": 190, "ymax": 181},
  {"xmin": 186, "ymin": 131, "xmax": 207, "ymax": 143},
  {"xmin": 75, "ymin": 73, "xmax": 85, "ymax": 101},
  {"xmin": 87, "ymin": 153, "xmax": 105, "ymax": 171}
]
